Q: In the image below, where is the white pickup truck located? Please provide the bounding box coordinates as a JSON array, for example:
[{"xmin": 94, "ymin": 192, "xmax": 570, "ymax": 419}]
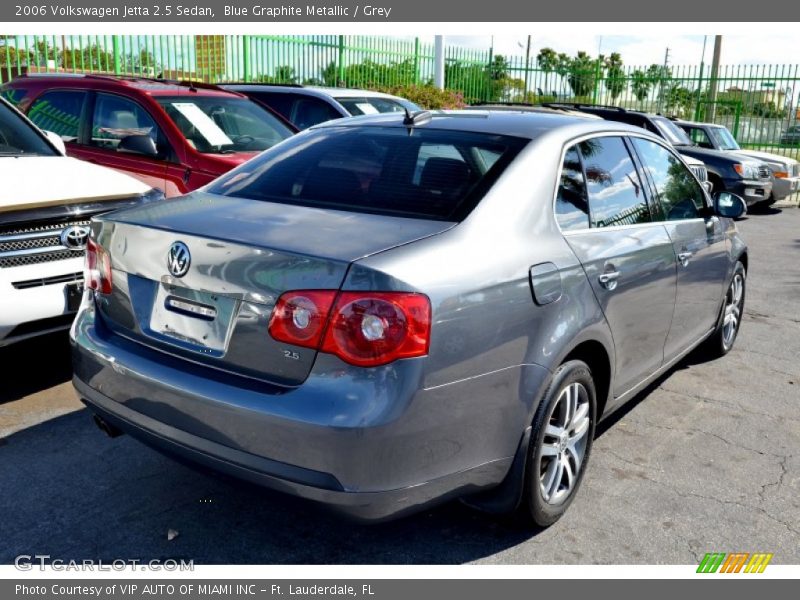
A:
[{"xmin": 0, "ymin": 96, "xmax": 163, "ymax": 346}]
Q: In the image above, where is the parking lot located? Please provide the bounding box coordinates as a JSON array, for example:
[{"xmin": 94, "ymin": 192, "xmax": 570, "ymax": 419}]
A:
[{"xmin": 1, "ymin": 202, "xmax": 798, "ymax": 565}]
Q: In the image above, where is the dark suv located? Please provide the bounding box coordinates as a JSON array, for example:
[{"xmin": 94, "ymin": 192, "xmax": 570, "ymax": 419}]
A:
[
  {"xmin": 221, "ymin": 84, "xmax": 419, "ymax": 130},
  {"xmin": 547, "ymin": 104, "xmax": 773, "ymax": 207},
  {"xmin": 2, "ymin": 74, "xmax": 296, "ymax": 197}
]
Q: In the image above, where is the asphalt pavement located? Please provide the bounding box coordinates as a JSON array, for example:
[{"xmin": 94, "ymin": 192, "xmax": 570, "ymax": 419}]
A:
[{"xmin": 1, "ymin": 202, "xmax": 798, "ymax": 565}]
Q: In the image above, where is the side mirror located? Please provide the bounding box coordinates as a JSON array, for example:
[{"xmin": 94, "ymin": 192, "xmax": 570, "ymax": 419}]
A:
[
  {"xmin": 117, "ymin": 134, "xmax": 158, "ymax": 157},
  {"xmin": 43, "ymin": 130, "xmax": 66, "ymax": 155},
  {"xmin": 713, "ymin": 191, "xmax": 747, "ymax": 219}
]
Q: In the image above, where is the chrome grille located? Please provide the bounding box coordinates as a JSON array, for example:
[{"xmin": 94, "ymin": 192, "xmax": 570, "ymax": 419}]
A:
[
  {"xmin": 0, "ymin": 219, "xmax": 90, "ymax": 268},
  {"xmin": 689, "ymin": 164, "xmax": 708, "ymax": 182},
  {"xmin": 758, "ymin": 165, "xmax": 771, "ymax": 179}
]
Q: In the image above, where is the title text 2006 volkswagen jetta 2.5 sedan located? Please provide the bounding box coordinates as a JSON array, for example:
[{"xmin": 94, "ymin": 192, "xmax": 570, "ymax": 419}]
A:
[{"xmin": 71, "ymin": 110, "xmax": 748, "ymax": 526}]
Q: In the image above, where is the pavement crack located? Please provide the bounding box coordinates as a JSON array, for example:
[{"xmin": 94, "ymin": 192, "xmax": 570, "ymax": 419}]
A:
[
  {"xmin": 602, "ymin": 450, "xmax": 800, "ymax": 538},
  {"xmin": 745, "ymin": 310, "xmax": 800, "ymax": 326},
  {"xmin": 624, "ymin": 416, "xmax": 788, "ymax": 459},
  {"xmin": 656, "ymin": 386, "xmax": 800, "ymax": 425},
  {"xmin": 758, "ymin": 454, "xmax": 790, "ymax": 503}
]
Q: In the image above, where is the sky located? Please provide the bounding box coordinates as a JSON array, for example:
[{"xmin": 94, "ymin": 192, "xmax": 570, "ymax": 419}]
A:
[{"xmin": 437, "ymin": 35, "xmax": 800, "ymax": 67}]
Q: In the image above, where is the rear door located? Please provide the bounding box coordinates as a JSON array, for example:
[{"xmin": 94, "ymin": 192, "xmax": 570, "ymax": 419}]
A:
[
  {"xmin": 556, "ymin": 136, "xmax": 678, "ymax": 396},
  {"xmin": 26, "ymin": 89, "xmax": 87, "ymax": 151},
  {"xmin": 629, "ymin": 136, "xmax": 729, "ymax": 361}
]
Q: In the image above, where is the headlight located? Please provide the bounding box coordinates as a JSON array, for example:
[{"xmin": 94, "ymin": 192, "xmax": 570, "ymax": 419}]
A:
[
  {"xmin": 733, "ymin": 162, "xmax": 760, "ymax": 179},
  {"xmin": 139, "ymin": 188, "xmax": 166, "ymax": 204}
]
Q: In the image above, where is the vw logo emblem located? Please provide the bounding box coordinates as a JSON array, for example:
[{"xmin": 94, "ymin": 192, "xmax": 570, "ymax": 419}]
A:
[
  {"xmin": 167, "ymin": 242, "xmax": 191, "ymax": 278},
  {"xmin": 60, "ymin": 225, "xmax": 90, "ymax": 250}
]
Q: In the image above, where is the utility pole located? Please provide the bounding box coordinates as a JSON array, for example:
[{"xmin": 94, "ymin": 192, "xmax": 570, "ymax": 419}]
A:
[
  {"xmin": 433, "ymin": 35, "xmax": 445, "ymax": 90},
  {"xmin": 657, "ymin": 46, "xmax": 670, "ymax": 113},
  {"xmin": 707, "ymin": 35, "xmax": 723, "ymax": 122},
  {"xmin": 694, "ymin": 35, "xmax": 708, "ymax": 121},
  {"xmin": 523, "ymin": 35, "xmax": 531, "ymax": 99}
]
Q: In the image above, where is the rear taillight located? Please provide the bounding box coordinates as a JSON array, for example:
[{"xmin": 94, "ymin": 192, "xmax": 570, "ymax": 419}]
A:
[
  {"xmin": 84, "ymin": 237, "xmax": 113, "ymax": 294},
  {"xmin": 268, "ymin": 290, "xmax": 431, "ymax": 367},
  {"xmin": 268, "ymin": 291, "xmax": 337, "ymax": 348}
]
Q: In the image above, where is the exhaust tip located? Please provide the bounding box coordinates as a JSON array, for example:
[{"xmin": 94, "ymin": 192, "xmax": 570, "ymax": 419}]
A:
[{"xmin": 92, "ymin": 413, "xmax": 124, "ymax": 438}]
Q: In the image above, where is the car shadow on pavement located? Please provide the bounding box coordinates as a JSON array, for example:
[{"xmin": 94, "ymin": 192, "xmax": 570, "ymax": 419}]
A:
[
  {"xmin": 0, "ymin": 408, "xmax": 538, "ymax": 565},
  {"xmin": 0, "ymin": 331, "xmax": 73, "ymax": 405},
  {"xmin": 747, "ymin": 206, "xmax": 782, "ymax": 216}
]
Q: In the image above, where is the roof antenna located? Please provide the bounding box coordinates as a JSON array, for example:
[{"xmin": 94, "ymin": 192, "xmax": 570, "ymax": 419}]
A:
[{"xmin": 403, "ymin": 108, "xmax": 432, "ymax": 134}]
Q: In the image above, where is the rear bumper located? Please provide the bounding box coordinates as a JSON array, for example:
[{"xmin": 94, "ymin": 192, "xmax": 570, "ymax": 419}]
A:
[{"xmin": 71, "ymin": 305, "xmax": 543, "ymax": 521}]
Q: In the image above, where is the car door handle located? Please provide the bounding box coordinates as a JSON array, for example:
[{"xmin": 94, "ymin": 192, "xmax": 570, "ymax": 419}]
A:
[
  {"xmin": 677, "ymin": 251, "xmax": 693, "ymax": 266},
  {"xmin": 598, "ymin": 270, "xmax": 620, "ymax": 290}
]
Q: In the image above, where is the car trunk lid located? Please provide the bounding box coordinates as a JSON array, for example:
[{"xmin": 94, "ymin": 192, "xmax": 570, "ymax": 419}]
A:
[{"xmin": 94, "ymin": 192, "xmax": 453, "ymax": 386}]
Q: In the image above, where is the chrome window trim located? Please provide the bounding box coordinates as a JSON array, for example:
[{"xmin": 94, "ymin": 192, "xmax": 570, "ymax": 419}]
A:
[{"xmin": 551, "ymin": 130, "xmax": 708, "ymax": 236}]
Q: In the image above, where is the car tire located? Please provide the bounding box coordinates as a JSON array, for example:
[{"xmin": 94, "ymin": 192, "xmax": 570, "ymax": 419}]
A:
[
  {"xmin": 697, "ymin": 261, "xmax": 746, "ymax": 359},
  {"xmin": 518, "ymin": 360, "xmax": 597, "ymax": 528}
]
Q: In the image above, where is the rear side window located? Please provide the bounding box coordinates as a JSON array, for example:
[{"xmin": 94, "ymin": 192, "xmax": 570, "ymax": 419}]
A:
[
  {"xmin": 555, "ymin": 145, "xmax": 589, "ymax": 231},
  {"xmin": 292, "ymin": 97, "xmax": 341, "ymax": 129},
  {"xmin": 248, "ymin": 92, "xmax": 296, "ymax": 120},
  {"xmin": 580, "ymin": 137, "xmax": 650, "ymax": 228},
  {"xmin": 28, "ymin": 90, "xmax": 86, "ymax": 142},
  {"xmin": 684, "ymin": 126, "xmax": 713, "ymax": 148},
  {"xmin": 1, "ymin": 88, "xmax": 27, "ymax": 106},
  {"xmin": 631, "ymin": 137, "xmax": 705, "ymax": 221},
  {"xmin": 208, "ymin": 126, "xmax": 528, "ymax": 221}
]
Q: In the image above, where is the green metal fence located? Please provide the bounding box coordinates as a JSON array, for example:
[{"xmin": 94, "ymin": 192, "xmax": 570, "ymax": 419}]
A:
[{"xmin": 2, "ymin": 34, "xmax": 799, "ymax": 158}]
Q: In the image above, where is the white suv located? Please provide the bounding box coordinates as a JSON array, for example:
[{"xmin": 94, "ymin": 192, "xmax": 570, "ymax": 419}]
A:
[{"xmin": 0, "ymin": 96, "xmax": 163, "ymax": 346}]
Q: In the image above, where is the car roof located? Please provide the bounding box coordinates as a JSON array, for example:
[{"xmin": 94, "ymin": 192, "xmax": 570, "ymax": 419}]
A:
[
  {"xmin": 310, "ymin": 109, "xmax": 661, "ymax": 140},
  {"xmin": 8, "ymin": 73, "xmax": 241, "ymax": 98},
  {"xmin": 465, "ymin": 104, "xmax": 602, "ymax": 119},
  {"xmin": 222, "ymin": 83, "xmax": 406, "ymax": 101}
]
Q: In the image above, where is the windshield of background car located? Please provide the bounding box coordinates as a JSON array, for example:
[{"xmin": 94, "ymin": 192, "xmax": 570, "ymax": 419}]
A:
[
  {"xmin": 708, "ymin": 127, "xmax": 741, "ymax": 150},
  {"xmin": 156, "ymin": 96, "xmax": 294, "ymax": 153},
  {"xmin": 652, "ymin": 116, "xmax": 694, "ymax": 146},
  {"xmin": 334, "ymin": 96, "xmax": 419, "ymax": 116},
  {"xmin": 207, "ymin": 126, "xmax": 528, "ymax": 221},
  {"xmin": 0, "ymin": 101, "xmax": 57, "ymax": 157}
]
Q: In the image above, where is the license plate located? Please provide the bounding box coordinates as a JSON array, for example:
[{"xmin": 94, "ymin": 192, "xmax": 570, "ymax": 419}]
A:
[
  {"xmin": 148, "ymin": 284, "xmax": 237, "ymax": 354},
  {"xmin": 65, "ymin": 282, "xmax": 83, "ymax": 312}
]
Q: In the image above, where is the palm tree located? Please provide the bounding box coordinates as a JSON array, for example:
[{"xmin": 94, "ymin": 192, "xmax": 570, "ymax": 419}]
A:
[
  {"xmin": 604, "ymin": 52, "xmax": 626, "ymax": 104},
  {"xmin": 536, "ymin": 47, "xmax": 559, "ymax": 97}
]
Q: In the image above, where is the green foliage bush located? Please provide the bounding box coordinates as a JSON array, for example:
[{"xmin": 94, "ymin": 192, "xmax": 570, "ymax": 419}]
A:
[{"xmin": 378, "ymin": 84, "xmax": 466, "ymax": 109}]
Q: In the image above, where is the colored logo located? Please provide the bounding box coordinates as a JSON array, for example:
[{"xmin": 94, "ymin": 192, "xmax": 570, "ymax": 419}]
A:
[{"xmin": 697, "ymin": 552, "xmax": 773, "ymax": 573}]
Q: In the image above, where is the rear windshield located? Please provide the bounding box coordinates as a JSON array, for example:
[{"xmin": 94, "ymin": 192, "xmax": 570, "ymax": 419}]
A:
[
  {"xmin": 334, "ymin": 96, "xmax": 418, "ymax": 116},
  {"xmin": 207, "ymin": 126, "xmax": 527, "ymax": 221}
]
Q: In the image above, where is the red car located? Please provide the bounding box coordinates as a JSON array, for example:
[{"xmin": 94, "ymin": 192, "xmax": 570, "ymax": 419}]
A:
[{"xmin": 2, "ymin": 74, "xmax": 296, "ymax": 197}]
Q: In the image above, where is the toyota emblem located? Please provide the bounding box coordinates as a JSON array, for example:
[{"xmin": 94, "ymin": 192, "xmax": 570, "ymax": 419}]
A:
[
  {"xmin": 167, "ymin": 242, "xmax": 191, "ymax": 278},
  {"xmin": 60, "ymin": 225, "xmax": 90, "ymax": 250}
]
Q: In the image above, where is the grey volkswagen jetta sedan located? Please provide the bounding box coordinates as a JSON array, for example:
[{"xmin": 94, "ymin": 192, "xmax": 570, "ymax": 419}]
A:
[{"xmin": 71, "ymin": 110, "xmax": 748, "ymax": 526}]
